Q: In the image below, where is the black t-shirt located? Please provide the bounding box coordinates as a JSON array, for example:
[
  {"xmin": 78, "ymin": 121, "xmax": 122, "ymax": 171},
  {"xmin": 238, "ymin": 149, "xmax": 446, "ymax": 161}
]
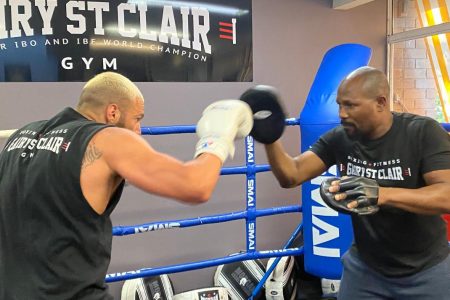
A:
[
  {"xmin": 0, "ymin": 108, "xmax": 124, "ymax": 299},
  {"xmin": 310, "ymin": 112, "xmax": 450, "ymax": 277}
]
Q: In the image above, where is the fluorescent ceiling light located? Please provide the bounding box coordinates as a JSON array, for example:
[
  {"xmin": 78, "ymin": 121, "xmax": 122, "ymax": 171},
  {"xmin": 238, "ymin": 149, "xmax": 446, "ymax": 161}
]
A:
[{"xmin": 128, "ymin": 0, "xmax": 249, "ymax": 16}]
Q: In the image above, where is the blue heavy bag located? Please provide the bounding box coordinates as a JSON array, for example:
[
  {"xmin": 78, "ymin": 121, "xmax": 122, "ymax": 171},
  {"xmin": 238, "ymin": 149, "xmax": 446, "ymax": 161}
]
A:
[{"xmin": 299, "ymin": 43, "xmax": 372, "ymax": 279}]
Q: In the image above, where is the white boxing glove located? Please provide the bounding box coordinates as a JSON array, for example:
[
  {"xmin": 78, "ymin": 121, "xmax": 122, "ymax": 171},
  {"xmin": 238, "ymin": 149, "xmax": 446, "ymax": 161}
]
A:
[{"xmin": 194, "ymin": 100, "xmax": 253, "ymax": 163}]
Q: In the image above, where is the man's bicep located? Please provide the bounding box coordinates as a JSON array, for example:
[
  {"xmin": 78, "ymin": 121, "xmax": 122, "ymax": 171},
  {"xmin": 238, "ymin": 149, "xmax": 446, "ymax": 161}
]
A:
[
  {"xmin": 423, "ymin": 169, "xmax": 450, "ymax": 186},
  {"xmin": 117, "ymin": 150, "xmax": 188, "ymax": 197},
  {"xmin": 101, "ymin": 129, "xmax": 183, "ymax": 193}
]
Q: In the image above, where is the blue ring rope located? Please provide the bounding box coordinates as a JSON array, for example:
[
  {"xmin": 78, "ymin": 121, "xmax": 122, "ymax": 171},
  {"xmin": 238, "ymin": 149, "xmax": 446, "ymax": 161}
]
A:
[
  {"xmin": 112, "ymin": 205, "xmax": 302, "ymax": 236},
  {"xmin": 106, "ymin": 248, "xmax": 304, "ymax": 282},
  {"xmin": 106, "ymin": 119, "xmax": 302, "ymax": 284}
]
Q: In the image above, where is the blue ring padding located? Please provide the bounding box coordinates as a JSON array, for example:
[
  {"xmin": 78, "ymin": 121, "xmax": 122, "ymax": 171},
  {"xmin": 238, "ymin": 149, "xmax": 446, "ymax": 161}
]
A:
[
  {"xmin": 299, "ymin": 43, "xmax": 372, "ymax": 280},
  {"xmin": 246, "ymin": 136, "xmax": 257, "ymax": 252}
]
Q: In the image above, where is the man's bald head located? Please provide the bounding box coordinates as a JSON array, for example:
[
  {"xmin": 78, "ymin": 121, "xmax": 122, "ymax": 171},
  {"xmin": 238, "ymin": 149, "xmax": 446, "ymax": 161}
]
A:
[
  {"xmin": 76, "ymin": 72, "xmax": 145, "ymax": 134},
  {"xmin": 339, "ymin": 66, "xmax": 390, "ymax": 103}
]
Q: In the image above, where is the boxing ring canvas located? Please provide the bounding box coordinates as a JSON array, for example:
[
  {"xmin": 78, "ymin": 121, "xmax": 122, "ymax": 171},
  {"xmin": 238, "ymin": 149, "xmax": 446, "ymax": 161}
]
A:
[{"xmin": 106, "ymin": 44, "xmax": 373, "ymax": 296}]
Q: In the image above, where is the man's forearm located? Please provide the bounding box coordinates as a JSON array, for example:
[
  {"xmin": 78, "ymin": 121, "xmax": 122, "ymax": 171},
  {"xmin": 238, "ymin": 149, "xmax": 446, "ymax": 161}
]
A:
[
  {"xmin": 264, "ymin": 142, "xmax": 327, "ymax": 188},
  {"xmin": 264, "ymin": 142, "xmax": 301, "ymax": 188},
  {"xmin": 380, "ymin": 183, "xmax": 450, "ymax": 214}
]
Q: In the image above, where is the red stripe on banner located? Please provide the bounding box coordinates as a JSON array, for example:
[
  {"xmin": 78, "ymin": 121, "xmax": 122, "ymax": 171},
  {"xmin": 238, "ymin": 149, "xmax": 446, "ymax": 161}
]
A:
[
  {"xmin": 219, "ymin": 22, "xmax": 233, "ymax": 27},
  {"xmin": 219, "ymin": 28, "xmax": 233, "ymax": 33},
  {"xmin": 219, "ymin": 35, "xmax": 233, "ymax": 40}
]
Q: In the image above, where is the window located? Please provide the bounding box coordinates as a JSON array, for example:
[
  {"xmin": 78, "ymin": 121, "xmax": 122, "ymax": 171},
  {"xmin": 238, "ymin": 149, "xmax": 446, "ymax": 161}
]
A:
[{"xmin": 388, "ymin": 0, "xmax": 450, "ymax": 122}]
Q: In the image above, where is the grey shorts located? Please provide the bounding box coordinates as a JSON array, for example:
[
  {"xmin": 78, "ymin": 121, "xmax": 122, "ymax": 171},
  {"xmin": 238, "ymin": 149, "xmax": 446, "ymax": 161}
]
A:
[{"xmin": 338, "ymin": 250, "xmax": 450, "ymax": 300}]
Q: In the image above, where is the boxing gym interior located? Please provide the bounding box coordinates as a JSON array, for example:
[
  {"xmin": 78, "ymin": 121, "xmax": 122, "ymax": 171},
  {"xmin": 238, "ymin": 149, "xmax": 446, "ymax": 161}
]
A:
[{"xmin": 1, "ymin": 0, "xmax": 449, "ymax": 299}]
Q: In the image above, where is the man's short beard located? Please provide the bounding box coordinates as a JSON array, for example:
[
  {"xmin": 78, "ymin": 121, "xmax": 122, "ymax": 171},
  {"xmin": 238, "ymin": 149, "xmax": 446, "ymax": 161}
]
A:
[
  {"xmin": 115, "ymin": 115, "xmax": 126, "ymax": 128},
  {"xmin": 345, "ymin": 129, "xmax": 362, "ymax": 141},
  {"xmin": 108, "ymin": 112, "xmax": 126, "ymax": 128},
  {"xmin": 342, "ymin": 122, "xmax": 362, "ymax": 141}
]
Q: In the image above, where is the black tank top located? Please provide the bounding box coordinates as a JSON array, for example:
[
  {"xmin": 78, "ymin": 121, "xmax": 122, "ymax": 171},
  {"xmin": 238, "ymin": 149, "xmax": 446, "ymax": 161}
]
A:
[{"xmin": 0, "ymin": 107, "xmax": 124, "ymax": 299}]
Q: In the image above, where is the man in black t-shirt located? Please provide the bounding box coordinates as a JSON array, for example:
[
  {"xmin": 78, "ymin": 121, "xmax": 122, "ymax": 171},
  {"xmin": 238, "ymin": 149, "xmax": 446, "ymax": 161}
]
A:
[{"xmin": 264, "ymin": 67, "xmax": 450, "ymax": 299}]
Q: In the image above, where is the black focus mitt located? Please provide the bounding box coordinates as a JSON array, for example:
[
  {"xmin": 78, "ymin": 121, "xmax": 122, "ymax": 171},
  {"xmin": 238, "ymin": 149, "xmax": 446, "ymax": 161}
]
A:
[
  {"xmin": 240, "ymin": 85, "xmax": 286, "ymax": 144},
  {"xmin": 320, "ymin": 176, "xmax": 379, "ymax": 215}
]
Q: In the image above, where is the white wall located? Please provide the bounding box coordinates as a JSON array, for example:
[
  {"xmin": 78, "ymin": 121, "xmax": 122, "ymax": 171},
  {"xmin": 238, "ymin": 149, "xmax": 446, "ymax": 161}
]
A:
[{"xmin": 0, "ymin": 0, "xmax": 386, "ymax": 298}]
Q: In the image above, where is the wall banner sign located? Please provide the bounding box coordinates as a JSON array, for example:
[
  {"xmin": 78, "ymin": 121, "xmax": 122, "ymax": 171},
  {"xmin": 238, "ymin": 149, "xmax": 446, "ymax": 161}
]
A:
[{"xmin": 0, "ymin": 0, "xmax": 252, "ymax": 82}]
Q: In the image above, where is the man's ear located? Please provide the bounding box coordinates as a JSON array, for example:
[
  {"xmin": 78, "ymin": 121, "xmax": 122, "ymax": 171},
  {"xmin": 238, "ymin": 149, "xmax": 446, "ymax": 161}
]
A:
[
  {"xmin": 375, "ymin": 96, "xmax": 388, "ymax": 112},
  {"xmin": 106, "ymin": 104, "xmax": 121, "ymax": 124}
]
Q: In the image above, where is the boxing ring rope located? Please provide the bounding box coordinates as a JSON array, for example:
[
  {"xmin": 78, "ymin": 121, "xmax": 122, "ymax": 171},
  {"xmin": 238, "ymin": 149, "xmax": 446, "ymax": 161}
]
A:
[
  {"xmin": 106, "ymin": 118, "xmax": 304, "ymax": 285},
  {"xmin": 139, "ymin": 118, "xmax": 300, "ymax": 135}
]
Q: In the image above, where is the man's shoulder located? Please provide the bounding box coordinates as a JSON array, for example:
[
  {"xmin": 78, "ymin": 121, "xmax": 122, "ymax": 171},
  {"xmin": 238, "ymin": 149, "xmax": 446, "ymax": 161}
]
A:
[
  {"xmin": 92, "ymin": 126, "xmax": 133, "ymax": 138},
  {"xmin": 8, "ymin": 120, "xmax": 48, "ymax": 140},
  {"xmin": 322, "ymin": 125, "xmax": 346, "ymax": 139},
  {"xmin": 20, "ymin": 120, "xmax": 48, "ymax": 130},
  {"xmin": 89, "ymin": 127, "xmax": 142, "ymax": 149},
  {"xmin": 393, "ymin": 112, "xmax": 442, "ymax": 134},
  {"xmin": 393, "ymin": 112, "xmax": 437, "ymax": 126}
]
